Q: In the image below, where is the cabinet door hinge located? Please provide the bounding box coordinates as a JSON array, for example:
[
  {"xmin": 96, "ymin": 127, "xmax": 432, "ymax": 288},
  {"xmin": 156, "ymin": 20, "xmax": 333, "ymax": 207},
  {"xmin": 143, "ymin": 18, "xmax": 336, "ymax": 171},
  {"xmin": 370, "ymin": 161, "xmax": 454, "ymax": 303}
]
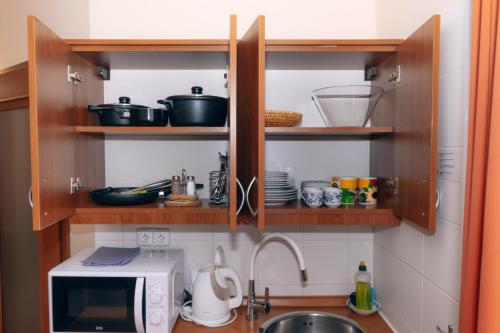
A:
[
  {"xmin": 67, "ymin": 65, "xmax": 84, "ymax": 85},
  {"xmin": 96, "ymin": 66, "xmax": 110, "ymax": 80},
  {"xmin": 70, "ymin": 177, "xmax": 86, "ymax": 194},
  {"xmin": 388, "ymin": 65, "xmax": 401, "ymax": 85},
  {"xmin": 364, "ymin": 66, "xmax": 377, "ymax": 81},
  {"xmin": 384, "ymin": 177, "xmax": 399, "ymax": 195}
]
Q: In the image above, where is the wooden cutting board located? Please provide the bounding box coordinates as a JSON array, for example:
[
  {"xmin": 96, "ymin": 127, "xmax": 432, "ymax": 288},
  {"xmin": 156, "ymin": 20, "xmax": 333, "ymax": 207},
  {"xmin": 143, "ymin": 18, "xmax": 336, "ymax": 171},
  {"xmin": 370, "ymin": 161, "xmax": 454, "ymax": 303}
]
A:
[{"xmin": 164, "ymin": 199, "xmax": 201, "ymax": 207}]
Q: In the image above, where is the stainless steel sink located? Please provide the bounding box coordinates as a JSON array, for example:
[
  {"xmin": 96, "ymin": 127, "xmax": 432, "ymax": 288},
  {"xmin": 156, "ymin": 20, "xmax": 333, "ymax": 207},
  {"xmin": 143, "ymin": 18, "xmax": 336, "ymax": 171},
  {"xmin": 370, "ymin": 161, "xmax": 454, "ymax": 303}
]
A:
[{"xmin": 259, "ymin": 311, "xmax": 366, "ymax": 333}]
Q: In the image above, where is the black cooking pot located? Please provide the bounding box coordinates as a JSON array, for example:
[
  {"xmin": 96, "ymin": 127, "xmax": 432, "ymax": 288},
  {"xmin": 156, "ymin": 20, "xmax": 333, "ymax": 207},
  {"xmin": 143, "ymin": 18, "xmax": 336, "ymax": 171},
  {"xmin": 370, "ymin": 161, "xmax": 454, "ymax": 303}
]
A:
[
  {"xmin": 157, "ymin": 86, "xmax": 228, "ymax": 127},
  {"xmin": 88, "ymin": 97, "xmax": 170, "ymax": 126}
]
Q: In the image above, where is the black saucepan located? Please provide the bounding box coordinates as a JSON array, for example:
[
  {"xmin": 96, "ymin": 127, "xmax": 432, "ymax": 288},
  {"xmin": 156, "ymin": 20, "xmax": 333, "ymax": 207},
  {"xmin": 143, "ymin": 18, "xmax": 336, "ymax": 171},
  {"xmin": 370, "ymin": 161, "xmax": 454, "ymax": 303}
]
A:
[
  {"xmin": 157, "ymin": 86, "xmax": 228, "ymax": 127},
  {"xmin": 88, "ymin": 97, "xmax": 170, "ymax": 126}
]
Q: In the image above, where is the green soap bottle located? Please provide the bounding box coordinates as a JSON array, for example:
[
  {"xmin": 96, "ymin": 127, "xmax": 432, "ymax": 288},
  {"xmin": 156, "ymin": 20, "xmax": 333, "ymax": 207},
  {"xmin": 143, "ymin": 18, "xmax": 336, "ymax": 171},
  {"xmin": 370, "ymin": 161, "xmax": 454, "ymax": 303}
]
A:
[{"xmin": 355, "ymin": 261, "xmax": 372, "ymax": 310}]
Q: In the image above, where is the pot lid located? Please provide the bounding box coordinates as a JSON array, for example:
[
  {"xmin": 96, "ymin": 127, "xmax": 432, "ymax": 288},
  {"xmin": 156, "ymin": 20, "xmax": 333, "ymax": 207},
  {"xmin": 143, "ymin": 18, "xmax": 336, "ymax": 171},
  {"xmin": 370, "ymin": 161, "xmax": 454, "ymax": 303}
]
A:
[
  {"xmin": 95, "ymin": 97, "xmax": 151, "ymax": 109},
  {"xmin": 167, "ymin": 86, "xmax": 227, "ymax": 101}
]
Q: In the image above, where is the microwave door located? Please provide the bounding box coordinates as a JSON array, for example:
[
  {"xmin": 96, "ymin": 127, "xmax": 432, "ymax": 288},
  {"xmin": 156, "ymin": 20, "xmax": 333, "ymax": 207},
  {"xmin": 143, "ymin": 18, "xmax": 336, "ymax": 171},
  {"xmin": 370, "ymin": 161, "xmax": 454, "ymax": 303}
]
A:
[{"xmin": 51, "ymin": 276, "xmax": 144, "ymax": 333}]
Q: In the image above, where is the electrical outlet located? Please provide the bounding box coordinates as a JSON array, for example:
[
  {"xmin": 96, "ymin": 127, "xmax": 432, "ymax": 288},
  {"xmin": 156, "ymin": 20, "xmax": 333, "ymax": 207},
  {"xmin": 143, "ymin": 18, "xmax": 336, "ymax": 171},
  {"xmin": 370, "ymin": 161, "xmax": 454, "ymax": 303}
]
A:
[
  {"xmin": 136, "ymin": 228, "xmax": 170, "ymax": 247},
  {"xmin": 153, "ymin": 228, "xmax": 170, "ymax": 247},
  {"xmin": 136, "ymin": 228, "xmax": 153, "ymax": 246}
]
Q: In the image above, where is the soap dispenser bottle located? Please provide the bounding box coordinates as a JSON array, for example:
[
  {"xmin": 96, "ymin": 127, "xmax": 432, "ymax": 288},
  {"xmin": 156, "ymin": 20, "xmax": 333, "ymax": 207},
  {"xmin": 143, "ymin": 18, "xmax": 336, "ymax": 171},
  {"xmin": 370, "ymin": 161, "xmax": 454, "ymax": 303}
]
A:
[{"xmin": 355, "ymin": 261, "xmax": 372, "ymax": 310}]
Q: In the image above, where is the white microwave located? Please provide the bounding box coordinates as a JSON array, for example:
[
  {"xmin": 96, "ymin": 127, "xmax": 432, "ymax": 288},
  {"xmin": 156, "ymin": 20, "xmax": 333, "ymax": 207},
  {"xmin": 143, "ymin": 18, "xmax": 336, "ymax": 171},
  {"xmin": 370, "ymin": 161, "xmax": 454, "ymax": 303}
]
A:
[{"xmin": 49, "ymin": 249, "xmax": 184, "ymax": 333}]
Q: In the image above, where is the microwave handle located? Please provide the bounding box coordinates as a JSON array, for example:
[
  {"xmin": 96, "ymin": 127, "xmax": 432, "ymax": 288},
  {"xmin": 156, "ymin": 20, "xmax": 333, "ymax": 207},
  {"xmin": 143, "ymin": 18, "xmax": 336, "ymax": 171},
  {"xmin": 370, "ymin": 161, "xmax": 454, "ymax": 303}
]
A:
[{"xmin": 134, "ymin": 278, "xmax": 145, "ymax": 333}]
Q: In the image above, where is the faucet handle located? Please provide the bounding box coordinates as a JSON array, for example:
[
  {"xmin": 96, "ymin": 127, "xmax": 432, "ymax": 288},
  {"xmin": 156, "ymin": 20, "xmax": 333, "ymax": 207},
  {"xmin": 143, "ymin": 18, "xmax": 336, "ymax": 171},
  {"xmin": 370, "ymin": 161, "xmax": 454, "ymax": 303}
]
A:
[{"xmin": 263, "ymin": 287, "xmax": 271, "ymax": 313}]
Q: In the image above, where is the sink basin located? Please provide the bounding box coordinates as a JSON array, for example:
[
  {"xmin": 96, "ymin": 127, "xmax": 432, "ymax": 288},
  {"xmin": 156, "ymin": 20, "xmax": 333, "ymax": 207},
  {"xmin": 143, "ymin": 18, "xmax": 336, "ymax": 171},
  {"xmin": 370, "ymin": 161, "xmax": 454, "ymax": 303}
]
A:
[{"xmin": 259, "ymin": 311, "xmax": 366, "ymax": 333}]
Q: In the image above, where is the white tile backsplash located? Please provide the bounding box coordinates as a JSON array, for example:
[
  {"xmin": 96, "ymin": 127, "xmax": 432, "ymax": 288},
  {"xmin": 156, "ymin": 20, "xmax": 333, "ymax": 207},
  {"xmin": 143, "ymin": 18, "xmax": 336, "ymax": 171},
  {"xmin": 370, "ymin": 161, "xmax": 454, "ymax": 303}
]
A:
[
  {"xmin": 423, "ymin": 219, "xmax": 462, "ymax": 300},
  {"xmin": 422, "ymin": 279, "xmax": 460, "ymax": 333},
  {"xmin": 303, "ymin": 240, "xmax": 348, "ymax": 285},
  {"xmin": 90, "ymin": 224, "xmax": 372, "ymax": 296}
]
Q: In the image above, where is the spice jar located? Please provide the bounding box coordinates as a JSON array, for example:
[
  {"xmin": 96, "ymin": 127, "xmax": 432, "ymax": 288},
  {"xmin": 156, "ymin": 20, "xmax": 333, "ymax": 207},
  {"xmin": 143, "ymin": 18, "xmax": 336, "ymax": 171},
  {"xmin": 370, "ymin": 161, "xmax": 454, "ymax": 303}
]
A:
[
  {"xmin": 187, "ymin": 176, "xmax": 196, "ymax": 195},
  {"xmin": 172, "ymin": 175, "xmax": 181, "ymax": 195}
]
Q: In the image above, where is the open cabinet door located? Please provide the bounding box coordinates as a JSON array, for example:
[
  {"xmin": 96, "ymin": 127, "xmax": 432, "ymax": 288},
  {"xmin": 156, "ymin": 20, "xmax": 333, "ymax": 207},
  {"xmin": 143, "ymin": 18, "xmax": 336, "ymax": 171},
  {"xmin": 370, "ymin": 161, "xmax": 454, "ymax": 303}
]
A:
[
  {"xmin": 28, "ymin": 16, "xmax": 77, "ymax": 231},
  {"xmin": 372, "ymin": 16, "xmax": 440, "ymax": 233},
  {"xmin": 237, "ymin": 16, "xmax": 266, "ymax": 230},
  {"xmin": 228, "ymin": 15, "xmax": 238, "ymax": 231},
  {"xmin": 394, "ymin": 16, "xmax": 440, "ymax": 233}
]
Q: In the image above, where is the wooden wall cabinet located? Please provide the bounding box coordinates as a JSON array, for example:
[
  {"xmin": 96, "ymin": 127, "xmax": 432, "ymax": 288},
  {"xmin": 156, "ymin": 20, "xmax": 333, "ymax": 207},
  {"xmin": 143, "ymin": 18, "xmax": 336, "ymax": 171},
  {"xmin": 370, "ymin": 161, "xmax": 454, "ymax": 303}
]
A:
[
  {"xmin": 25, "ymin": 14, "xmax": 440, "ymax": 234},
  {"xmin": 237, "ymin": 16, "xmax": 440, "ymax": 233}
]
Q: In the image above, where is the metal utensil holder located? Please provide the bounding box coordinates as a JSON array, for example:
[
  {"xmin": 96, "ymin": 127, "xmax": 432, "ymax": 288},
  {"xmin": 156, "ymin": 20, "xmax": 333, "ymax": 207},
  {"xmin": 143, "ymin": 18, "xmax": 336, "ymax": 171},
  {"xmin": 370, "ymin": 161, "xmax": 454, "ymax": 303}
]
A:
[{"xmin": 209, "ymin": 170, "xmax": 228, "ymax": 205}]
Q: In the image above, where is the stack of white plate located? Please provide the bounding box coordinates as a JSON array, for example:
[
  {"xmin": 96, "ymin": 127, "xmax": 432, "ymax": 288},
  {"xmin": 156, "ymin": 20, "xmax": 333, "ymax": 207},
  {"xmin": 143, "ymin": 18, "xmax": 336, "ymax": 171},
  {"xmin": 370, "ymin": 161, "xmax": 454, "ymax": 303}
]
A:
[{"xmin": 265, "ymin": 171, "xmax": 298, "ymax": 207}]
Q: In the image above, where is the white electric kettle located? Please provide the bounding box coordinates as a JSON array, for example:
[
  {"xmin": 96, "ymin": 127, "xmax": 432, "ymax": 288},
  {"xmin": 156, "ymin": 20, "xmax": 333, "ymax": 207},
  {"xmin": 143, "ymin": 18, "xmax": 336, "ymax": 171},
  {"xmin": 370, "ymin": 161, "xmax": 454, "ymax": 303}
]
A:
[{"xmin": 191, "ymin": 247, "xmax": 243, "ymax": 327}]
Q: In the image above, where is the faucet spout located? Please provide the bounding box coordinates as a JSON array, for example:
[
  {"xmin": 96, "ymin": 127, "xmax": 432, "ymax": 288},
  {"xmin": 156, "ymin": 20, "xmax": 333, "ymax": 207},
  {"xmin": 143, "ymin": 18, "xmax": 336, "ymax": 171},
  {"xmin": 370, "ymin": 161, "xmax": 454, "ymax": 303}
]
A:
[{"xmin": 247, "ymin": 232, "xmax": 308, "ymax": 320}]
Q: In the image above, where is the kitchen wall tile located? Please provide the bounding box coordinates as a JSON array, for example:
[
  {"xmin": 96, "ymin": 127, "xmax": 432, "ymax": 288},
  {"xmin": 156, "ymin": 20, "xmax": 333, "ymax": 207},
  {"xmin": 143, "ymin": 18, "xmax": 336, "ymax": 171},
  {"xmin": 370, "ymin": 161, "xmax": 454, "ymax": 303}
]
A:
[
  {"xmin": 263, "ymin": 225, "xmax": 304, "ymax": 241},
  {"xmin": 437, "ymin": 178, "xmax": 464, "ymax": 225},
  {"xmin": 348, "ymin": 240, "xmax": 373, "ymax": 283},
  {"xmin": 214, "ymin": 241, "xmax": 256, "ymax": 283},
  {"xmin": 95, "ymin": 239, "xmax": 123, "ymax": 248},
  {"xmin": 378, "ymin": 293, "xmax": 418, "ymax": 333},
  {"xmin": 303, "ymin": 240, "xmax": 348, "ymax": 285},
  {"xmin": 438, "ymin": 69, "xmax": 467, "ymax": 147},
  {"xmin": 94, "ymin": 225, "xmax": 123, "ymax": 241},
  {"xmin": 422, "ymin": 278, "xmax": 460, "ymax": 333},
  {"xmin": 169, "ymin": 225, "xmax": 213, "ymax": 240},
  {"xmin": 303, "ymin": 225, "xmax": 350, "ymax": 240},
  {"xmin": 170, "ymin": 240, "xmax": 214, "ymax": 287},
  {"xmin": 438, "ymin": 2, "xmax": 467, "ymax": 76},
  {"xmin": 256, "ymin": 284, "xmax": 304, "ymax": 296},
  {"xmin": 373, "ymin": 243, "xmax": 399, "ymax": 307},
  {"xmin": 349, "ymin": 226, "xmax": 374, "ymax": 240},
  {"xmin": 302, "ymin": 284, "xmax": 350, "ymax": 296},
  {"xmin": 423, "ymin": 219, "xmax": 462, "ymax": 300},
  {"xmin": 394, "ymin": 261, "xmax": 423, "ymax": 333},
  {"xmin": 213, "ymin": 225, "xmax": 260, "ymax": 242},
  {"xmin": 70, "ymin": 225, "xmax": 95, "ymax": 255},
  {"xmin": 374, "ymin": 223, "xmax": 424, "ymax": 273},
  {"xmin": 258, "ymin": 240, "xmax": 306, "ymax": 285}
]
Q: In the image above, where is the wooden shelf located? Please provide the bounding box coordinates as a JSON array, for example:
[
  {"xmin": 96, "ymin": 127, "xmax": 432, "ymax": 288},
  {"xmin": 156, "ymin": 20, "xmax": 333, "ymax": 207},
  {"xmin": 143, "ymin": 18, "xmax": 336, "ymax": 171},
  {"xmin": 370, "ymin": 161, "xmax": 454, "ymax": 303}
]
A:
[
  {"xmin": 265, "ymin": 39, "xmax": 402, "ymax": 52},
  {"xmin": 265, "ymin": 127, "xmax": 394, "ymax": 139},
  {"xmin": 69, "ymin": 199, "xmax": 229, "ymax": 225},
  {"xmin": 66, "ymin": 39, "xmax": 230, "ymax": 52},
  {"xmin": 264, "ymin": 200, "xmax": 400, "ymax": 226},
  {"xmin": 74, "ymin": 126, "xmax": 229, "ymax": 139}
]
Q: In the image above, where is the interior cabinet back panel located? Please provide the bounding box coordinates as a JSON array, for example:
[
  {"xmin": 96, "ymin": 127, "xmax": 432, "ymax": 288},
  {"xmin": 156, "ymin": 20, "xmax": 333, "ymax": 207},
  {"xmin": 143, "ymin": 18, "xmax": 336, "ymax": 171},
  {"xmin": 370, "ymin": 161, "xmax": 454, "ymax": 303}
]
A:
[
  {"xmin": 237, "ymin": 16, "xmax": 266, "ymax": 229},
  {"xmin": 71, "ymin": 54, "xmax": 105, "ymax": 206},
  {"xmin": 28, "ymin": 16, "xmax": 76, "ymax": 230}
]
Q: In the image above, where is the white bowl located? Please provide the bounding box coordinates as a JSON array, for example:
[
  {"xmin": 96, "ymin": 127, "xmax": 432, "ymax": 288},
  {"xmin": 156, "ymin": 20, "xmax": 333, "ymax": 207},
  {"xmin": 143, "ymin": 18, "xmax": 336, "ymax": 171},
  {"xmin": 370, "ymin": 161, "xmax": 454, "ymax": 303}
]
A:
[{"xmin": 346, "ymin": 299, "xmax": 381, "ymax": 316}]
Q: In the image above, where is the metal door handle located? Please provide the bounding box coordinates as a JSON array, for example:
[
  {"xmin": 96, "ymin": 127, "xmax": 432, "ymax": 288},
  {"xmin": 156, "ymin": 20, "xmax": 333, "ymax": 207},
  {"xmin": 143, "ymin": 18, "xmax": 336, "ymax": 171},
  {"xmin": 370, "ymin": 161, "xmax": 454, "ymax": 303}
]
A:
[
  {"xmin": 245, "ymin": 176, "xmax": 258, "ymax": 218},
  {"xmin": 28, "ymin": 187, "xmax": 33, "ymax": 208},
  {"xmin": 236, "ymin": 178, "xmax": 245, "ymax": 215},
  {"xmin": 436, "ymin": 186, "xmax": 440, "ymax": 208}
]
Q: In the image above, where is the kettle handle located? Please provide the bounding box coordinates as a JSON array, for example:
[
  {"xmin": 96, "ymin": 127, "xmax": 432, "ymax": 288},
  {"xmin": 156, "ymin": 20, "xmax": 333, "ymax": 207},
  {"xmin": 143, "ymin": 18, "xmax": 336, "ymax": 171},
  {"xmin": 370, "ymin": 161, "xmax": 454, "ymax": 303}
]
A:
[{"xmin": 219, "ymin": 267, "xmax": 243, "ymax": 309}]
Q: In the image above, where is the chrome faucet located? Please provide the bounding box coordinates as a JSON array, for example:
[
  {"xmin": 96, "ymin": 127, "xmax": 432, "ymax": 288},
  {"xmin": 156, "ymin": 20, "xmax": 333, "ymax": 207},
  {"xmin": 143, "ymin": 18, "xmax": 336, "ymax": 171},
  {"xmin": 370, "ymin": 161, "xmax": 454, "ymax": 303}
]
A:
[{"xmin": 246, "ymin": 232, "xmax": 308, "ymax": 320}]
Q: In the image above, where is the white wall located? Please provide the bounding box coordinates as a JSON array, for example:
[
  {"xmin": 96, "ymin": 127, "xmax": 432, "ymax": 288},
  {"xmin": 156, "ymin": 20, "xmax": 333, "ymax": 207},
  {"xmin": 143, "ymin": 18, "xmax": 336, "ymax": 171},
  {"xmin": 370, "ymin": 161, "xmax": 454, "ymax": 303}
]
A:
[
  {"xmin": 373, "ymin": 1, "xmax": 470, "ymax": 333},
  {"xmin": 88, "ymin": 0, "xmax": 377, "ymax": 39},
  {"xmin": 0, "ymin": 0, "xmax": 90, "ymax": 69}
]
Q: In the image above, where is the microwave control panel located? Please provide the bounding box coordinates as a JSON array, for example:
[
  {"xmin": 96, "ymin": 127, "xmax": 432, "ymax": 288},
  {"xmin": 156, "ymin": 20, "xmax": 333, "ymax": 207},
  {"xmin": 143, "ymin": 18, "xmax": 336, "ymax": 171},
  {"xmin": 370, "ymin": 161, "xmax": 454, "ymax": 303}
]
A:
[{"xmin": 146, "ymin": 274, "xmax": 169, "ymax": 332}]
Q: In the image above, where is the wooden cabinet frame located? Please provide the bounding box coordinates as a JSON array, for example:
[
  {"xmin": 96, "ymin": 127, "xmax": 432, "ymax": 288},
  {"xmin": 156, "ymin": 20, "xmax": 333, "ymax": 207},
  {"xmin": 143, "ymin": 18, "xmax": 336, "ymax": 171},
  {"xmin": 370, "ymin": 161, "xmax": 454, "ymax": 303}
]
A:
[{"xmin": 26, "ymin": 14, "xmax": 440, "ymax": 234}]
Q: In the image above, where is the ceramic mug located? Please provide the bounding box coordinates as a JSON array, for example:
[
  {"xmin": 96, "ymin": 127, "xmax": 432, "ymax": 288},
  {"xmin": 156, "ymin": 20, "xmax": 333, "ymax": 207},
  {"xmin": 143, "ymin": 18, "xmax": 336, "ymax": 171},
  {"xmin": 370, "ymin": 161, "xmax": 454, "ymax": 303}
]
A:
[
  {"xmin": 340, "ymin": 177, "xmax": 358, "ymax": 205},
  {"xmin": 358, "ymin": 177, "xmax": 378, "ymax": 205},
  {"xmin": 301, "ymin": 187, "xmax": 324, "ymax": 208},
  {"xmin": 323, "ymin": 187, "xmax": 342, "ymax": 208}
]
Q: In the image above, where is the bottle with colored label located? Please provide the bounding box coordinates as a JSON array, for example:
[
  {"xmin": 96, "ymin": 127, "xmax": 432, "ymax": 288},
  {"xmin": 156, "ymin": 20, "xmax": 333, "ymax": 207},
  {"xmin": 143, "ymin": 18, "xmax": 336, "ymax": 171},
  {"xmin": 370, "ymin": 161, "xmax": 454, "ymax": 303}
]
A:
[{"xmin": 355, "ymin": 261, "xmax": 372, "ymax": 310}]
